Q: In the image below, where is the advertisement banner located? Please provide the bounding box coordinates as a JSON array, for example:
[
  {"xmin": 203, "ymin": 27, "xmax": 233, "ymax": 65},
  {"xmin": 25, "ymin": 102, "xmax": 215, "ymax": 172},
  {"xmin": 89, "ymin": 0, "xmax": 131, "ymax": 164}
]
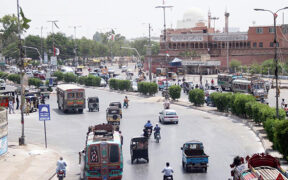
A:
[{"xmin": 0, "ymin": 136, "xmax": 8, "ymax": 156}]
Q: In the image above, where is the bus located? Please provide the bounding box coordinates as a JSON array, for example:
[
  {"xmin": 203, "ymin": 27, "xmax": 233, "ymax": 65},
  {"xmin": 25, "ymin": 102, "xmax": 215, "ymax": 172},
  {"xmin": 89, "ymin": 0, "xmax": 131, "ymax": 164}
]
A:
[
  {"xmin": 80, "ymin": 124, "xmax": 123, "ymax": 180},
  {"xmin": 217, "ymin": 74, "xmax": 242, "ymax": 91},
  {"xmin": 56, "ymin": 84, "xmax": 85, "ymax": 113}
]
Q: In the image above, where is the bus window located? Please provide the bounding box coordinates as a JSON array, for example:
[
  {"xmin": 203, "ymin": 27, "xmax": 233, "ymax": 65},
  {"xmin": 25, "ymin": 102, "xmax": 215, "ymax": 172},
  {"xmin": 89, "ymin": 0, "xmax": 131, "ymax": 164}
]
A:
[
  {"xmin": 89, "ymin": 146, "xmax": 99, "ymax": 163},
  {"xmin": 109, "ymin": 145, "xmax": 119, "ymax": 163},
  {"xmin": 76, "ymin": 92, "xmax": 83, "ymax": 98},
  {"xmin": 67, "ymin": 93, "xmax": 75, "ymax": 99}
]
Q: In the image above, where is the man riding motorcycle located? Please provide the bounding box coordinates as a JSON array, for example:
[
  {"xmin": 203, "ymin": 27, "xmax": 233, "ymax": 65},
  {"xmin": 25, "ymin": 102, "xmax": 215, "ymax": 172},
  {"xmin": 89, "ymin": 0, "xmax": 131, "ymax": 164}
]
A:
[
  {"xmin": 153, "ymin": 123, "xmax": 161, "ymax": 139},
  {"xmin": 143, "ymin": 120, "xmax": 153, "ymax": 137},
  {"xmin": 162, "ymin": 162, "xmax": 174, "ymax": 180},
  {"xmin": 56, "ymin": 157, "xmax": 67, "ymax": 179},
  {"xmin": 163, "ymin": 99, "xmax": 170, "ymax": 109}
]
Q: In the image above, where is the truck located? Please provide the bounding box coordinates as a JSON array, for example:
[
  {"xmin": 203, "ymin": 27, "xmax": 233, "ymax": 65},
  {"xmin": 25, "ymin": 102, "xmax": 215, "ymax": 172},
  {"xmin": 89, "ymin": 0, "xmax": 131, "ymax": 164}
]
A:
[
  {"xmin": 79, "ymin": 123, "xmax": 123, "ymax": 180},
  {"xmin": 230, "ymin": 153, "xmax": 288, "ymax": 180},
  {"xmin": 181, "ymin": 140, "xmax": 209, "ymax": 172},
  {"xmin": 56, "ymin": 84, "xmax": 85, "ymax": 113}
]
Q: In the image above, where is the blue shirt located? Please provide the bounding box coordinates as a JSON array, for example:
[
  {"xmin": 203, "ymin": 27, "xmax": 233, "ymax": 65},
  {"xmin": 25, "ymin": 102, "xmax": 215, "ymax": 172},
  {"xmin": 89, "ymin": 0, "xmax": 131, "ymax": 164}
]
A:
[
  {"xmin": 154, "ymin": 126, "xmax": 160, "ymax": 133},
  {"xmin": 144, "ymin": 122, "xmax": 152, "ymax": 128}
]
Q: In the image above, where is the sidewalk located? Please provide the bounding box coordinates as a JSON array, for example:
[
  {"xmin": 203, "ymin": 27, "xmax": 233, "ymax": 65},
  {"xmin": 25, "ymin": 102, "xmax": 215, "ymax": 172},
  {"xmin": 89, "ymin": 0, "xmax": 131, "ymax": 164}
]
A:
[{"xmin": 0, "ymin": 142, "xmax": 60, "ymax": 180}]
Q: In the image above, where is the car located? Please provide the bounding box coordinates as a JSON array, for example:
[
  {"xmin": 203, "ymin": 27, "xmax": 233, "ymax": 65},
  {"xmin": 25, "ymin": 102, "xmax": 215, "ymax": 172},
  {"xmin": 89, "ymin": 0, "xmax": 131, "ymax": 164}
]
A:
[
  {"xmin": 131, "ymin": 81, "xmax": 138, "ymax": 92},
  {"xmin": 25, "ymin": 71, "xmax": 34, "ymax": 78},
  {"xmin": 121, "ymin": 66, "xmax": 127, "ymax": 72},
  {"xmin": 100, "ymin": 78, "xmax": 107, "ymax": 87},
  {"xmin": 0, "ymin": 79, "xmax": 6, "ymax": 90},
  {"xmin": 159, "ymin": 109, "xmax": 179, "ymax": 124}
]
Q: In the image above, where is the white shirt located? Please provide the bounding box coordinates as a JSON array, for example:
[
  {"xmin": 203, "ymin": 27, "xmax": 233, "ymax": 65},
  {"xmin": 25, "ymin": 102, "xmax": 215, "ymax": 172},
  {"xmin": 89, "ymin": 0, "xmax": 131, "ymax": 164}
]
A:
[
  {"xmin": 56, "ymin": 160, "xmax": 67, "ymax": 171},
  {"xmin": 162, "ymin": 166, "xmax": 174, "ymax": 176}
]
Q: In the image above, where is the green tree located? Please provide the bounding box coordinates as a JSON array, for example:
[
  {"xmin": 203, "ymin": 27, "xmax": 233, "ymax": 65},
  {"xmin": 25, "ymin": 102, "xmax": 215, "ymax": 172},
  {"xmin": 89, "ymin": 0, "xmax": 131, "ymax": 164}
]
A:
[
  {"xmin": 168, "ymin": 85, "xmax": 181, "ymax": 100},
  {"xmin": 24, "ymin": 35, "xmax": 42, "ymax": 59},
  {"xmin": 230, "ymin": 60, "xmax": 242, "ymax": 73}
]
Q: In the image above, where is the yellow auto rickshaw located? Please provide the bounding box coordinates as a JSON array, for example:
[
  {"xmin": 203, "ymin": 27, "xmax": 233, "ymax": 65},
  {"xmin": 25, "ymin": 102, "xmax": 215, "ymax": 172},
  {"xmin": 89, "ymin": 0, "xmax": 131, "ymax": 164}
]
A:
[{"xmin": 106, "ymin": 106, "xmax": 121, "ymax": 125}]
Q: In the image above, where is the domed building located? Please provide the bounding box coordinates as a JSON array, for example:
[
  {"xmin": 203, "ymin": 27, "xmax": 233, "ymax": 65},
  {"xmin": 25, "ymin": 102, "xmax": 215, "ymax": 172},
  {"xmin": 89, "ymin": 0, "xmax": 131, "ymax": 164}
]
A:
[{"xmin": 177, "ymin": 8, "xmax": 206, "ymax": 29}]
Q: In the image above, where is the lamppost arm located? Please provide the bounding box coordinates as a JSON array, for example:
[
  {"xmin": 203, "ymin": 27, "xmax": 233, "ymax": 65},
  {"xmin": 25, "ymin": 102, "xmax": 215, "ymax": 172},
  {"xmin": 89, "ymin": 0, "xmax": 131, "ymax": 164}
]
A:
[
  {"xmin": 23, "ymin": 46, "xmax": 42, "ymax": 62},
  {"xmin": 120, "ymin": 47, "xmax": 141, "ymax": 61}
]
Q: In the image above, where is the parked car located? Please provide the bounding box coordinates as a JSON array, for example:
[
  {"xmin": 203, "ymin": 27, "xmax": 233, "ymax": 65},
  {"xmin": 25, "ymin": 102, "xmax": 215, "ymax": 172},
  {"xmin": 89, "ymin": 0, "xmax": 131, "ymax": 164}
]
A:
[
  {"xmin": 0, "ymin": 79, "xmax": 6, "ymax": 90},
  {"xmin": 159, "ymin": 109, "xmax": 179, "ymax": 124},
  {"xmin": 121, "ymin": 66, "xmax": 127, "ymax": 72},
  {"xmin": 25, "ymin": 71, "xmax": 34, "ymax": 78}
]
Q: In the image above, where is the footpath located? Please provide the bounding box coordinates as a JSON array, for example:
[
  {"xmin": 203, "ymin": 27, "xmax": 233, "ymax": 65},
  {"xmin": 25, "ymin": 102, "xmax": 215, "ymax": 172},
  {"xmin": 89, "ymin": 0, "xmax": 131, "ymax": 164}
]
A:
[{"xmin": 0, "ymin": 142, "xmax": 59, "ymax": 180}]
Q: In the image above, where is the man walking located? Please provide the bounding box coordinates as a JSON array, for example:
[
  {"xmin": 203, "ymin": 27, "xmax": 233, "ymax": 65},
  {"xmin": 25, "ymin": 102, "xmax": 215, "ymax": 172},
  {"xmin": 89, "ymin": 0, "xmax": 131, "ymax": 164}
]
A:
[
  {"xmin": 16, "ymin": 95, "xmax": 19, "ymax": 110},
  {"xmin": 8, "ymin": 98, "xmax": 15, "ymax": 114}
]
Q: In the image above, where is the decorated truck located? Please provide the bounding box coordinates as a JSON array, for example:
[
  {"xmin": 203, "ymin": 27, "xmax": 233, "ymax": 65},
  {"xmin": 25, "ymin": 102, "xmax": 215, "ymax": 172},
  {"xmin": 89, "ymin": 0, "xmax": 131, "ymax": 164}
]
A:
[{"xmin": 230, "ymin": 153, "xmax": 288, "ymax": 180}]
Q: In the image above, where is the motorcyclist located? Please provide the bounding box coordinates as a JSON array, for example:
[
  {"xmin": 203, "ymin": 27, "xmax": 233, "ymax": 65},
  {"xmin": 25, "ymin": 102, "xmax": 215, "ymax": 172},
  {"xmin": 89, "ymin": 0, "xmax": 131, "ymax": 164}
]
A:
[
  {"xmin": 162, "ymin": 162, "xmax": 174, "ymax": 180},
  {"xmin": 123, "ymin": 96, "xmax": 129, "ymax": 107},
  {"xmin": 144, "ymin": 120, "xmax": 153, "ymax": 129},
  {"xmin": 153, "ymin": 123, "xmax": 161, "ymax": 139},
  {"xmin": 56, "ymin": 157, "xmax": 67, "ymax": 177},
  {"xmin": 163, "ymin": 99, "xmax": 170, "ymax": 109},
  {"xmin": 40, "ymin": 94, "xmax": 45, "ymax": 104},
  {"xmin": 281, "ymin": 99, "xmax": 285, "ymax": 108},
  {"xmin": 144, "ymin": 120, "xmax": 153, "ymax": 137}
]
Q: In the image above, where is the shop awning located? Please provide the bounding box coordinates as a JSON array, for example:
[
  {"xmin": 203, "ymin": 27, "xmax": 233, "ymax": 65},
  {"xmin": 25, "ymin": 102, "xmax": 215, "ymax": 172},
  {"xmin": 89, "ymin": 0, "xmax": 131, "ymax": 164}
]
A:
[{"xmin": 169, "ymin": 58, "xmax": 182, "ymax": 67}]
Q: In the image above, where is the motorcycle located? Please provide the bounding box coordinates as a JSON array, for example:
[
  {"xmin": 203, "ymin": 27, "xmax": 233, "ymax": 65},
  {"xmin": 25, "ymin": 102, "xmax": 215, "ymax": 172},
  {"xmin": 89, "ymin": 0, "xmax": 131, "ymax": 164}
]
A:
[
  {"xmin": 164, "ymin": 175, "xmax": 173, "ymax": 180},
  {"xmin": 40, "ymin": 98, "xmax": 45, "ymax": 104},
  {"xmin": 155, "ymin": 132, "xmax": 161, "ymax": 143},
  {"xmin": 57, "ymin": 170, "xmax": 65, "ymax": 180},
  {"xmin": 143, "ymin": 127, "xmax": 152, "ymax": 138}
]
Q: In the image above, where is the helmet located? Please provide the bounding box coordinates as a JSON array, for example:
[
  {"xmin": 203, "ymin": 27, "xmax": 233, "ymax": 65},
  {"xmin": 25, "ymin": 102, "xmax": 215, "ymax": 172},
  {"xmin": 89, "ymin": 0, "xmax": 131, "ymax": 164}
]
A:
[
  {"xmin": 147, "ymin": 120, "xmax": 151, "ymax": 123},
  {"xmin": 125, "ymin": 96, "xmax": 127, "ymax": 98},
  {"xmin": 156, "ymin": 123, "xmax": 158, "ymax": 126}
]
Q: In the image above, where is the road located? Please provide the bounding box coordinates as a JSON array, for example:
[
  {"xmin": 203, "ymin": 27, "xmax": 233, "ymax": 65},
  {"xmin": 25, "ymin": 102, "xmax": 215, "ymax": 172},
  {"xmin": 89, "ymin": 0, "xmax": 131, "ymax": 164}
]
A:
[{"xmin": 7, "ymin": 85, "xmax": 264, "ymax": 180}]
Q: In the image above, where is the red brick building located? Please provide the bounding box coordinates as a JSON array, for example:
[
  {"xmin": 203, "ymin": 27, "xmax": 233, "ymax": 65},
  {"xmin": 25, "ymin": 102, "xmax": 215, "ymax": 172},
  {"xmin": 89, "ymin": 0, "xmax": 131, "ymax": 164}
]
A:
[{"xmin": 145, "ymin": 20, "xmax": 288, "ymax": 73}]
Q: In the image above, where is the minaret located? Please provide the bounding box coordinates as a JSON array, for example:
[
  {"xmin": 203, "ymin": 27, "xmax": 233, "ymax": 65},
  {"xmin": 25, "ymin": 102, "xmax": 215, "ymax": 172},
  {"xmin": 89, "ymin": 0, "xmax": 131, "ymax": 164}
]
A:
[
  {"xmin": 225, "ymin": 11, "xmax": 230, "ymax": 33},
  {"xmin": 208, "ymin": 9, "xmax": 211, "ymax": 29}
]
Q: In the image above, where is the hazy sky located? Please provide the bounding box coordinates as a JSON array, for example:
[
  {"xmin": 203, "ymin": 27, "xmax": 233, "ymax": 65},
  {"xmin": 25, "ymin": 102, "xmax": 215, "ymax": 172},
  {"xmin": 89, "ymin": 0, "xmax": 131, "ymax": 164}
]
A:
[{"xmin": 0, "ymin": 0, "xmax": 287, "ymax": 39}]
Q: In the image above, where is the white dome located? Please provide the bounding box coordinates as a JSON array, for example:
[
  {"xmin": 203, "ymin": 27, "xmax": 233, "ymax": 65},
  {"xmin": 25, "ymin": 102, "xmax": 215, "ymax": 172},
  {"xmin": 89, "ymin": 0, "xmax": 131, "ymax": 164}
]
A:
[{"xmin": 177, "ymin": 8, "xmax": 206, "ymax": 28}]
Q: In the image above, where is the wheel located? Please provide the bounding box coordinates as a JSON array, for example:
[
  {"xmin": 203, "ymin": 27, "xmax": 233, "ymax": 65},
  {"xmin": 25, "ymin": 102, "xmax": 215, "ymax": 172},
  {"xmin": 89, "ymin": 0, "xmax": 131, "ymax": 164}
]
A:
[
  {"xmin": 147, "ymin": 158, "xmax": 149, "ymax": 163},
  {"xmin": 88, "ymin": 108, "xmax": 90, "ymax": 112},
  {"xmin": 175, "ymin": 121, "xmax": 178, "ymax": 124},
  {"xmin": 78, "ymin": 109, "xmax": 83, "ymax": 113},
  {"xmin": 204, "ymin": 167, "xmax": 207, "ymax": 173},
  {"xmin": 131, "ymin": 157, "xmax": 134, "ymax": 164},
  {"xmin": 185, "ymin": 164, "xmax": 189, "ymax": 172},
  {"xmin": 159, "ymin": 117, "xmax": 161, "ymax": 122},
  {"xmin": 64, "ymin": 109, "xmax": 68, "ymax": 113},
  {"xmin": 182, "ymin": 161, "xmax": 185, "ymax": 168},
  {"xmin": 97, "ymin": 108, "xmax": 99, "ymax": 111}
]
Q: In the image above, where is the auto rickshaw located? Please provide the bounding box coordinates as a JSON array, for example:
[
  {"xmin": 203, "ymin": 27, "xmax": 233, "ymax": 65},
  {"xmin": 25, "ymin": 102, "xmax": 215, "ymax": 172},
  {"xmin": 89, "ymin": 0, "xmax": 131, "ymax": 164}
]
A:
[
  {"xmin": 106, "ymin": 106, "xmax": 121, "ymax": 125},
  {"xmin": 130, "ymin": 136, "xmax": 149, "ymax": 164},
  {"xmin": 109, "ymin": 102, "xmax": 122, "ymax": 118},
  {"xmin": 88, "ymin": 97, "xmax": 99, "ymax": 112}
]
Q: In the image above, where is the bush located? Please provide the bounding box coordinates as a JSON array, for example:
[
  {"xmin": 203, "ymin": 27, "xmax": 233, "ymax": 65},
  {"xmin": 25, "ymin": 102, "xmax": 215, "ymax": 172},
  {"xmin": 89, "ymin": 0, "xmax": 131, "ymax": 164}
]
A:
[
  {"xmin": 63, "ymin": 72, "xmax": 77, "ymax": 83},
  {"xmin": 210, "ymin": 92, "xmax": 233, "ymax": 112},
  {"xmin": 77, "ymin": 76, "xmax": 86, "ymax": 85},
  {"xmin": 263, "ymin": 118, "xmax": 278, "ymax": 142},
  {"xmin": 0, "ymin": 71, "xmax": 9, "ymax": 79},
  {"xmin": 7, "ymin": 74, "xmax": 20, "ymax": 84},
  {"xmin": 273, "ymin": 120, "xmax": 288, "ymax": 160},
  {"xmin": 168, "ymin": 85, "xmax": 181, "ymax": 100},
  {"xmin": 118, "ymin": 80, "xmax": 131, "ymax": 91},
  {"xmin": 138, "ymin": 82, "xmax": 158, "ymax": 95},
  {"xmin": 28, "ymin": 78, "xmax": 43, "ymax": 87},
  {"xmin": 245, "ymin": 101, "xmax": 257, "ymax": 119},
  {"xmin": 189, "ymin": 89, "xmax": 205, "ymax": 106},
  {"xmin": 231, "ymin": 94, "xmax": 256, "ymax": 117},
  {"xmin": 85, "ymin": 75, "xmax": 101, "ymax": 87},
  {"xmin": 109, "ymin": 79, "xmax": 118, "ymax": 90},
  {"xmin": 53, "ymin": 71, "xmax": 64, "ymax": 81}
]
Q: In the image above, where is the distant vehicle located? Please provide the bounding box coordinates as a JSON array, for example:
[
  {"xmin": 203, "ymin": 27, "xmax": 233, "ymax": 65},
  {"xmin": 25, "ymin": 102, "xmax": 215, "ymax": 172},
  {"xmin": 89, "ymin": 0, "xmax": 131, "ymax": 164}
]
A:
[
  {"xmin": 131, "ymin": 81, "xmax": 138, "ymax": 92},
  {"xmin": 108, "ymin": 69, "xmax": 115, "ymax": 77},
  {"xmin": 218, "ymin": 74, "xmax": 242, "ymax": 91},
  {"xmin": 0, "ymin": 79, "xmax": 6, "ymax": 90},
  {"xmin": 100, "ymin": 78, "xmax": 107, "ymax": 87},
  {"xmin": 230, "ymin": 153, "xmax": 288, "ymax": 180},
  {"xmin": 60, "ymin": 66, "xmax": 74, "ymax": 74},
  {"xmin": 87, "ymin": 96, "xmax": 99, "ymax": 112},
  {"xmin": 182, "ymin": 82, "xmax": 194, "ymax": 94},
  {"xmin": 167, "ymin": 72, "xmax": 177, "ymax": 80},
  {"xmin": 25, "ymin": 71, "xmax": 34, "ymax": 78},
  {"xmin": 9, "ymin": 66, "xmax": 19, "ymax": 73},
  {"xmin": 121, "ymin": 66, "xmax": 127, "ymax": 72},
  {"xmin": 93, "ymin": 68, "xmax": 101, "ymax": 73},
  {"xmin": 56, "ymin": 84, "xmax": 85, "ymax": 113},
  {"xmin": 79, "ymin": 124, "xmax": 123, "ymax": 180},
  {"xmin": 33, "ymin": 71, "xmax": 46, "ymax": 80},
  {"xmin": 181, "ymin": 140, "xmax": 209, "ymax": 172},
  {"xmin": 130, "ymin": 136, "xmax": 149, "ymax": 164},
  {"xmin": 158, "ymin": 79, "xmax": 172, "ymax": 91},
  {"xmin": 159, "ymin": 109, "xmax": 179, "ymax": 124},
  {"xmin": 156, "ymin": 68, "xmax": 166, "ymax": 76},
  {"xmin": 75, "ymin": 66, "xmax": 84, "ymax": 76}
]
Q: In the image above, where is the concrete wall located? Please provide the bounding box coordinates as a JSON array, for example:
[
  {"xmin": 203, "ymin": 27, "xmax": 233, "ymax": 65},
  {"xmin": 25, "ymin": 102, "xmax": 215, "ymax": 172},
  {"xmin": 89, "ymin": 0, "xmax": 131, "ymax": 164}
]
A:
[{"xmin": 0, "ymin": 108, "xmax": 8, "ymax": 156}]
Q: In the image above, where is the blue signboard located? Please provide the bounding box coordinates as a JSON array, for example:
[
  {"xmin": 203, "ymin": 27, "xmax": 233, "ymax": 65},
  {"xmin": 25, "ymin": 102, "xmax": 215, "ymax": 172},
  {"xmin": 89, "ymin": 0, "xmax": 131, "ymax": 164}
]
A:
[
  {"xmin": 39, "ymin": 104, "xmax": 50, "ymax": 121},
  {"xmin": 49, "ymin": 78, "xmax": 53, "ymax": 87},
  {"xmin": 0, "ymin": 136, "xmax": 8, "ymax": 155}
]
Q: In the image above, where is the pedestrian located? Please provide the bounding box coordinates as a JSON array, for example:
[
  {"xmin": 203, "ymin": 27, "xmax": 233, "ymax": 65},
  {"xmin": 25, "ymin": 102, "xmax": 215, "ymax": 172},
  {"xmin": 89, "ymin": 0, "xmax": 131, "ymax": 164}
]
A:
[
  {"xmin": 16, "ymin": 95, "xmax": 19, "ymax": 110},
  {"xmin": 8, "ymin": 97, "xmax": 15, "ymax": 114},
  {"xmin": 211, "ymin": 78, "xmax": 214, "ymax": 85},
  {"xmin": 281, "ymin": 99, "xmax": 286, "ymax": 109},
  {"xmin": 25, "ymin": 99, "xmax": 30, "ymax": 116}
]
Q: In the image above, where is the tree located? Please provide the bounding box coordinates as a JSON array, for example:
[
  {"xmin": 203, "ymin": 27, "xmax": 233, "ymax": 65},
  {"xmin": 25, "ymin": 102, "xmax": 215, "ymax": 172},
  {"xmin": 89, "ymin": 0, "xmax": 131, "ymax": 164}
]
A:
[
  {"xmin": 24, "ymin": 35, "xmax": 42, "ymax": 59},
  {"xmin": 230, "ymin": 60, "xmax": 242, "ymax": 73}
]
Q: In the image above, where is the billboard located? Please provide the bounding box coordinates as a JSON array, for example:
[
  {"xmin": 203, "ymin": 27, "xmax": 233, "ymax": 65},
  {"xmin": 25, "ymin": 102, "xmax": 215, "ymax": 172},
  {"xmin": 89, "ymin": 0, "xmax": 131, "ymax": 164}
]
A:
[{"xmin": 0, "ymin": 108, "xmax": 8, "ymax": 156}]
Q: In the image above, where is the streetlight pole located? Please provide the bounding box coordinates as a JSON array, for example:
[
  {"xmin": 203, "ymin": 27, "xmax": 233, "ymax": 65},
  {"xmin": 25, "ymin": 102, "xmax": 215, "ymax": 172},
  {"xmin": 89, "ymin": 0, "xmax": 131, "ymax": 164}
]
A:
[
  {"xmin": 47, "ymin": 20, "xmax": 59, "ymax": 66},
  {"xmin": 148, "ymin": 24, "xmax": 152, "ymax": 82},
  {"xmin": 254, "ymin": 7, "xmax": 288, "ymax": 119},
  {"xmin": 16, "ymin": 0, "xmax": 25, "ymax": 145},
  {"xmin": 70, "ymin": 25, "xmax": 81, "ymax": 66},
  {"xmin": 156, "ymin": 2, "xmax": 173, "ymax": 97}
]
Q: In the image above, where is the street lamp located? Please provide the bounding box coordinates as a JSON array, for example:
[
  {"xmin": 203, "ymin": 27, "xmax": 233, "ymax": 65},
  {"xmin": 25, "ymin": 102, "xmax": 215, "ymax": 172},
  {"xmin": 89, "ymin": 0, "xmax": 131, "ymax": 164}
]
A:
[
  {"xmin": 23, "ymin": 46, "xmax": 42, "ymax": 64},
  {"xmin": 254, "ymin": 7, "xmax": 288, "ymax": 119},
  {"xmin": 120, "ymin": 47, "xmax": 141, "ymax": 62}
]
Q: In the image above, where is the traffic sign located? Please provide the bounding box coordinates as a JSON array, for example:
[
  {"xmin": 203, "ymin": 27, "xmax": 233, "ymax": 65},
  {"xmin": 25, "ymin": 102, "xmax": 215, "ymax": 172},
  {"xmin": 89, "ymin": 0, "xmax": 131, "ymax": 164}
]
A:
[{"xmin": 39, "ymin": 104, "xmax": 50, "ymax": 121}]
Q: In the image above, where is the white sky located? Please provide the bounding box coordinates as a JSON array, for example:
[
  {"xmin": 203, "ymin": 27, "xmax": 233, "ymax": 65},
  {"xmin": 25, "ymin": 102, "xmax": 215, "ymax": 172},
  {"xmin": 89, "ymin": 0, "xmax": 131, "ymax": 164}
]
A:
[{"xmin": 0, "ymin": 0, "xmax": 287, "ymax": 40}]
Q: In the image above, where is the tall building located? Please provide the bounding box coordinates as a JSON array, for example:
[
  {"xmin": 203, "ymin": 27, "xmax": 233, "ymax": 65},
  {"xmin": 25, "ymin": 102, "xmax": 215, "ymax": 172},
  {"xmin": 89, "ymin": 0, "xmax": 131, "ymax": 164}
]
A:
[{"xmin": 145, "ymin": 10, "xmax": 288, "ymax": 74}]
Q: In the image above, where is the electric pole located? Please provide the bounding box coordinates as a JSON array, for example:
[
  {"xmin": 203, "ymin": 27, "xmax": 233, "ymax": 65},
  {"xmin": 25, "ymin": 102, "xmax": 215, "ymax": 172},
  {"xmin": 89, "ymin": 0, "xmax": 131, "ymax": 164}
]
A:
[
  {"xmin": 147, "ymin": 24, "xmax": 152, "ymax": 82},
  {"xmin": 17, "ymin": 0, "xmax": 25, "ymax": 145},
  {"xmin": 47, "ymin": 20, "xmax": 59, "ymax": 67}
]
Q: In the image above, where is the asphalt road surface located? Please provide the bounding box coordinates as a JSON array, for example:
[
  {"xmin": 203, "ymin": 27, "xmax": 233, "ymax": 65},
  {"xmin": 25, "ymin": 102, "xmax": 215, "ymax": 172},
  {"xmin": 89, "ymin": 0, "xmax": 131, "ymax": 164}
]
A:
[{"xmin": 7, "ymin": 85, "xmax": 264, "ymax": 180}]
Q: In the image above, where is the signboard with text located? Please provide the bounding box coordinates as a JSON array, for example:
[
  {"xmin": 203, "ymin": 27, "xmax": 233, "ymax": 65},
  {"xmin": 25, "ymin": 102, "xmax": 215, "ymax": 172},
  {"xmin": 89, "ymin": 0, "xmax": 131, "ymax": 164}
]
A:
[{"xmin": 39, "ymin": 104, "xmax": 50, "ymax": 121}]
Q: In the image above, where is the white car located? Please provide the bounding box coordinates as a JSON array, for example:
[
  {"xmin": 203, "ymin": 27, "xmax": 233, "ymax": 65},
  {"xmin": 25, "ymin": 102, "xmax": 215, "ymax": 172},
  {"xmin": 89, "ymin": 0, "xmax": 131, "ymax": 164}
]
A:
[
  {"xmin": 159, "ymin": 109, "xmax": 179, "ymax": 124},
  {"xmin": 0, "ymin": 79, "xmax": 6, "ymax": 90},
  {"xmin": 25, "ymin": 71, "xmax": 34, "ymax": 78},
  {"xmin": 100, "ymin": 78, "xmax": 107, "ymax": 87},
  {"xmin": 131, "ymin": 81, "xmax": 138, "ymax": 92},
  {"xmin": 121, "ymin": 66, "xmax": 127, "ymax": 72}
]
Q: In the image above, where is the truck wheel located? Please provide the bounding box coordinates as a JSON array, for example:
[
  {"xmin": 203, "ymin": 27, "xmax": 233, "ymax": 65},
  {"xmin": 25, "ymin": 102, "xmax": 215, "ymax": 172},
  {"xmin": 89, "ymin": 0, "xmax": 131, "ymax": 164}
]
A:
[
  {"xmin": 182, "ymin": 161, "xmax": 185, "ymax": 168},
  {"xmin": 78, "ymin": 109, "xmax": 83, "ymax": 113},
  {"xmin": 185, "ymin": 164, "xmax": 189, "ymax": 172},
  {"xmin": 204, "ymin": 167, "xmax": 207, "ymax": 172}
]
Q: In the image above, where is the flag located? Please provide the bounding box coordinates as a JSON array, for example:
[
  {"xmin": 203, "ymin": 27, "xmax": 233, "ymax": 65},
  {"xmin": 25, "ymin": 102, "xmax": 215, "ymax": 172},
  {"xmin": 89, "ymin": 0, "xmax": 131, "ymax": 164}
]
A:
[
  {"xmin": 165, "ymin": 51, "xmax": 170, "ymax": 57},
  {"xmin": 54, "ymin": 47, "xmax": 60, "ymax": 56}
]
